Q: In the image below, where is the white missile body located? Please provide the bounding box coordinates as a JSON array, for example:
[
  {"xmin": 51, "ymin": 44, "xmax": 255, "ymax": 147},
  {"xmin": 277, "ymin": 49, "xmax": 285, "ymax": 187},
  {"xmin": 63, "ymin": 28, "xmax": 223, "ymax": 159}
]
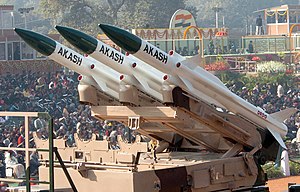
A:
[
  {"xmin": 49, "ymin": 44, "xmax": 120, "ymax": 100},
  {"xmin": 89, "ymin": 39, "xmax": 225, "ymax": 105},
  {"xmin": 86, "ymin": 40, "xmax": 165, "ymax": 101},
  {"xmin": 14, "ymin": 28, "xmax": 121, "ymax": 100},
  {"xmin": 110, "ymin": 32, "xmax": 293, "ymax": 149}
]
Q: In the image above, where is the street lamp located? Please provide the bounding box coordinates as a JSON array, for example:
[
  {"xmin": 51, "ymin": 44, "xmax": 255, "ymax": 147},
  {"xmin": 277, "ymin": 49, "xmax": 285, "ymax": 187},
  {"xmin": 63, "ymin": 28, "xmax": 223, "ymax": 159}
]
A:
[
  {"xmin": 18, "ymin": 7, "xmax": 34, "ymax": 29},
  {"xmin": 212, "ymin": 6, "xmax": 223, "ymax": 28},
  {"xmin": 10, "ymin": 11, "xmax": 14, "ymax": 28}
]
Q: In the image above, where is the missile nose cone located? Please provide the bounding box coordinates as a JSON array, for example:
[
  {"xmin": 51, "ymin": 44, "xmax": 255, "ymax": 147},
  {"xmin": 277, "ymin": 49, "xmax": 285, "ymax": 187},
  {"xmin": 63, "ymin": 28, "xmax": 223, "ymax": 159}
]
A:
[
  {"xmin": 55, "ymin": 25, "xmax": 97, "ymax": 54},
  {"xmin": 99, "ymin": 24, "xmax": 141, "ymax": 54},
  {"xmin": 14, "ymin": 28, "xmax": 56, "ymax": 56}
]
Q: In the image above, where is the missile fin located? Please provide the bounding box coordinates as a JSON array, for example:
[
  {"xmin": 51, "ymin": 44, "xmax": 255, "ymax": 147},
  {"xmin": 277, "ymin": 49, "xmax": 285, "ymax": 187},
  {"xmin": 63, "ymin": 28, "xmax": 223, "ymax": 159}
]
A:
[
  {"xmin": 93, "ymin": 77, "xmax": 109, "ymax": 92},
  {"xmin": 178, "ymin": 76, "xmax": 194, "ymax": 90},
  {"xmin": 79, "ymin": 75, "xmax": 99, "ymax": 88},
  {"xmin": 270, "ymin": 108, "xmax": 298, "ymax": 122},
  {"xmin": 181, "ymin": 54, "xmax": 202, "ymax": 69},
  {"xmin": 267, "ymin": 127, "xmax": 287, "ymax": 149},
  {"xmin": 178, "ymin": 76, "xmax": 227, "ymax": 109},
  {"xmin": 134, "ymin": 75, "xmax": 151, "ymax": 90}
]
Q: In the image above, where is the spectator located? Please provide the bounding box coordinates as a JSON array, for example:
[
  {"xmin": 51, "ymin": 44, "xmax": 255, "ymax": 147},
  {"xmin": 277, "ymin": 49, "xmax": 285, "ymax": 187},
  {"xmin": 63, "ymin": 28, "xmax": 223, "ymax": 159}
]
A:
[
  {"xmin": 208, "ymin": 40, "xmax": 215, "ymax": 55},
  {"xmin": 256, "ymin": 15, "xmax": 263, "ymax": 35},
  {"xmin": 248, "ymin": 41, "xmax": 254, "ymax": 53},
  {"xmin": 277, "ymin": 84, "xmax": 284, "ymax": 98},
  {"xmin": 109, "ymin": 128, "xmax": 118, "ymax": 149},
  {"xmin": 34, "ymin": 117, "xmax": 47, "ymax": 130},
  {"xmin": 29, "ymin": 151, "xmax": 40, "ymax": 175}
]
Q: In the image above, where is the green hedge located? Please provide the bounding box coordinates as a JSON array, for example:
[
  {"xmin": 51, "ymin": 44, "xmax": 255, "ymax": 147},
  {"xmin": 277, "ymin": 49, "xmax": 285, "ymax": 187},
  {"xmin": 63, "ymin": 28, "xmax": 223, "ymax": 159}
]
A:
[
  {"xmin": 263, "ymin": 163, "xmax": 284, "ymax": 179},
  {"xmin": 215, "ymin": 71, "xmax": 296, "ymax": 90},
  {"xmin": 263, "ymin": 161, "xmax": 300, "ymax": 179}
]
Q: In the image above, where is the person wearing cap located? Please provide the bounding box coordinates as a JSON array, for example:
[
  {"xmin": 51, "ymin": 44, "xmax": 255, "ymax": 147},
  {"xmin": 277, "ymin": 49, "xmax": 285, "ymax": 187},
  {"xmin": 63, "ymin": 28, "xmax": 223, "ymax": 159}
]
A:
[{"xmin": 108, "ymin": 128, "xmax": 118, "ymax": 149}]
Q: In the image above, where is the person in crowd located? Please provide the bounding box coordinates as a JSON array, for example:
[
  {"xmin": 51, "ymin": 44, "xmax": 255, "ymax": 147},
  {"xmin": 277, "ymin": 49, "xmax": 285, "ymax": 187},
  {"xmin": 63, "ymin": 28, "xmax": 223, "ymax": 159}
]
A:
[
  {"xmin": 277, "ymin": 84, "xmax": 284, "ymax": 98},
  {"xmin": 29, "ymin": 151, "xmax": 40, "ymax": 175}
]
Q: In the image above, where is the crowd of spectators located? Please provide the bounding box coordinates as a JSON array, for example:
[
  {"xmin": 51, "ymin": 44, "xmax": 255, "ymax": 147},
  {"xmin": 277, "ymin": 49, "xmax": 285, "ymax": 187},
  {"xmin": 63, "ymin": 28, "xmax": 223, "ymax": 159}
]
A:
[
  {"xmin": 0, "ymin": 70, "xmax": 131, "ymax": 145},
  {"xmin": 0, "ymin": 70, "xmax": 129, "ymax": 178},
  {"xmin": 0, "ymin": 71, "xmax": 93, "ymax": 141},
  {"xmin": 0, "ymin": 69, "xmax": 300, "ymax": 178},
  {"xmin": 227, "ymin": 82, "xmax": 300, "ymax": 139}
]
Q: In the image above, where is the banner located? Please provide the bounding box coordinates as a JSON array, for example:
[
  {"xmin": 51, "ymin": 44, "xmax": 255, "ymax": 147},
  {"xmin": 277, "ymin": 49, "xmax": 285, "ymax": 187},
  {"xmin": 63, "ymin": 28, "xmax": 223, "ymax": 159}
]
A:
[{"xmin": 169, "ymin": 9, "xmax": 196, "ymax": 29}]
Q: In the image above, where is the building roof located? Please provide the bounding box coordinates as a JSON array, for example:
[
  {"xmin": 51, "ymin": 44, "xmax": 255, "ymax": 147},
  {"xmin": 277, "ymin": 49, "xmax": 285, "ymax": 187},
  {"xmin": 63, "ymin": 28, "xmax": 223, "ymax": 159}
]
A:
[
  {"xmin": 253, "ymin": 4, "xmax": 300, "ymax": 13},
  {"xmin": 0, "ymin": 5, "xmax": 13, "ymax": 11},
  {"xmin": 265, "ymin": 4, "xmax": 300, "ymax": 11}
]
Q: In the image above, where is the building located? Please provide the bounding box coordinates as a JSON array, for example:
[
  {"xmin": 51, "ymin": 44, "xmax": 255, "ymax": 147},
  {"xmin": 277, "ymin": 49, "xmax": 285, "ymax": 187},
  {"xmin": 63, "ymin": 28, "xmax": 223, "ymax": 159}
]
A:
[
  {"xmin": 264, "ymin": 4, "xmax": 300, "ymax": 36},
  {"xmin": 0, "ymin": 5, "xmax": 60, "ymax": 75},
  {"xmin": 242, "ymin": 4, "xmax": 300, "ymax": 54}
]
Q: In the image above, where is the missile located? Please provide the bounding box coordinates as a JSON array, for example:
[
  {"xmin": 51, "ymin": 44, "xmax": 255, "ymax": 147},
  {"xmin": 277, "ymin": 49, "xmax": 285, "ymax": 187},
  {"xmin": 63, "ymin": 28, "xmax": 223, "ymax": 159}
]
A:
[
  {"xmin": 14, "ymin": 28, "xmax": 120, "ymax": 100},
  {"xmin": 55, "ymin": 25, "xmax": 165, "ymax": 102},
  {"xmin": 99, "ymin": 24, "xmax": 297, "ymax": 149},
  {"xmin": 55, "ymin": 26, "xmax": 226, "ymax": 106}
]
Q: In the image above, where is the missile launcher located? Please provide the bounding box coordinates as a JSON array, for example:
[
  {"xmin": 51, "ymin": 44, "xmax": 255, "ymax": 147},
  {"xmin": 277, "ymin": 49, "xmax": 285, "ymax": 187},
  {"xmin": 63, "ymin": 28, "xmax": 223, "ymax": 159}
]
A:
[{"xmin": 14, "ymin": 26, "xmax": 298, "ymax": 192}]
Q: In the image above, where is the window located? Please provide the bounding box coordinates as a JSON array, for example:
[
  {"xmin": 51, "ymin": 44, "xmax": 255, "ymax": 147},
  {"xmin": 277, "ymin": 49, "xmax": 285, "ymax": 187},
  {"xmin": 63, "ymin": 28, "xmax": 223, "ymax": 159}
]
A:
[
  {"xmin": 13, "ymin": 42, "xmax": 20, "ymax": 60},
  {"xmin": 266, "ymin": 12, "xmax": 276, "ymax": 24},
  {"xmin": 278, "ymin": 11, "xmax": 287, "ymax": 23},
  {"xmin": 21, "ymin": 42, "xmax": 34, "ymax": 59},
  {"xmin": 0, "ymin": 11, "xmax": 13, "ymax": 29},
  {"xmin": 0, "ymin": 43, "xmax": 5, "ymax": 60},
  {"xmin": 36, "ymin": 51, "xmax": 46, "ymax": 59},
  {"xmin": 7, "ymin": 43, "xmax": 12, "ymax": 60},
  {"xmin": 289, "ymin": 11, "xmax": 297, "ymax": 23}
]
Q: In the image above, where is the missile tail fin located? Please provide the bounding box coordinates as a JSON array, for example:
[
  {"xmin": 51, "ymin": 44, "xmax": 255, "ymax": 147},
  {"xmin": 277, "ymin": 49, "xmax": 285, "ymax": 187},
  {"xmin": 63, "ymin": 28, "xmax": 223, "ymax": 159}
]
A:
[
  {"xmin": 178, "ymin": 76, "xmax": 194, "ymax": 90},
  {"xmin": 267, "ymin": 127, "xmax": 287, "ymax": 149},
  {"xmin": 270, "ymin": 108, "xmax": 298, "ymax": 122},
  {"xmin": 181, "ymin": 54, "xmax": 202, "ymax": 69},
  {"xmin": 135, "ymin": 75, "xmax": 151, "ymax": 90},
  {"xmin": 177, "ymin": 76, "xmax": 227, "ymax": 109},
  {"xmin": 93, "ymin": 77, "xmax": 109, "ymax": 92}
]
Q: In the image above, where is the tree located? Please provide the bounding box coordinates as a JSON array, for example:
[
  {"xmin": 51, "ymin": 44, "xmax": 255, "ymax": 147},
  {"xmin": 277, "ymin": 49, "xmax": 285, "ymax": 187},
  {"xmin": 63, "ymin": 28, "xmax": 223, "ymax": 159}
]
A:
[
  {"xmin": 107, "ymin": 0, "xmax": 125, "ymax": 25},
  {"xmin": 38, "ymin": 0, "xmax": 113, "ymax": 36},
  {"xmin": 118, "ymin": 0, "xmax": 189, "ymax": 29},
  {"xmin": 8, "ymin": 0, "xmax": 300, "ymax": 32},
  {"xmin": 148, "ymin": 0, "xmax": 186, "ymax": 28},
  {"xmin": 117, "ymin": 0, "xmax": 152, "ymax": 29}
]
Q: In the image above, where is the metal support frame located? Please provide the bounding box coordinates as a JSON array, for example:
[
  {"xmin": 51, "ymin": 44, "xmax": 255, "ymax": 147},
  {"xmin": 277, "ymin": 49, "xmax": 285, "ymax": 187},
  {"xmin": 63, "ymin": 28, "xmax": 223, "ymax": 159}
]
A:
[
  {"xmin": 39, "ymin": 112, "xmax": 54, "ymax": 192},
  {"xmin": 0, "ymin": 112, "xmax": 78, "ymax": 191},
  {"xmin": 128, "ymin": 116, "xmax": 141, "ymax": 143},
  {"xmin": 54, "ymin": 147, "xmax": 78, "ymax": 192},
  {"xmin": 0, "ymin": 112, "xmax": 53, "ymax": 192}
]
